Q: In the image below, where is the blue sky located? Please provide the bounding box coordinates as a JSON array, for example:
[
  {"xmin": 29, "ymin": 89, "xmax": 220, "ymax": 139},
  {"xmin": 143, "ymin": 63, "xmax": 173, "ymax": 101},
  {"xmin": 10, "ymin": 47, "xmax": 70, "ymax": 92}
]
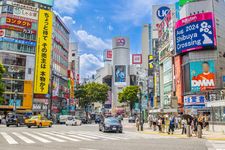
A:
[{"xmin": 54, "ymin": 0, "xmax": 177, "ymax": 78}]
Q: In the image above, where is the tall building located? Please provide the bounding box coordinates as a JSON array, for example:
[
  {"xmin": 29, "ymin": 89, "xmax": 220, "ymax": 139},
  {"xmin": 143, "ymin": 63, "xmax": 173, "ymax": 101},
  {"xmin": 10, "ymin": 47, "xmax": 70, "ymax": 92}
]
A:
[
  {"xmin": 0, "ymin": 0, "xmax": 71, "ymax": 116},
  {"xmin": 49, "ymin": 14, "xmax": 70, "ymax": 116},
  {"xmin": 0, "ymin": 0, "xmax": 40, "ymax": 113},
  {"xmin": 175, "ymin": 0, "xmax": 225, "ymax": 126},
  {"xmin": 112, "ymin": 37, "xmax": 130, "ymax": 111},
  {"xmin": 141, "ymin": 24, "xmax": 151, "ymax": 71},
  {"xmin": 151, "ymin": 4, "xmax": 175, "ymax": 111}
]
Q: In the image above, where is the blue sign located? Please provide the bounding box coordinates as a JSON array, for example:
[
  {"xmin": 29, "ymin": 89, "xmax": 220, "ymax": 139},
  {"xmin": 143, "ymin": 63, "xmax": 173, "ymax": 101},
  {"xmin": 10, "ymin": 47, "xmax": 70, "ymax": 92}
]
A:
[
  {"xmin": 223, "ymin": 76, "xmax": 225, "ymax": 82},
  {"xmin": 157, "ymin": 6, "xmax": 170, "ymax": 20},
  {"xmin": 176, "ymin": 13, "xmax": 216, "ymax": 54},
  {"xmin": 0, "ymin": 37, "xmax": 36, "ymax": 46},
  {"xmin": 9, "ymin": 99, "xmax": 21, "ymax": 107},
  {"xmin": 184, "ymin": 95, "xmax": 206, "ymax": 106}
]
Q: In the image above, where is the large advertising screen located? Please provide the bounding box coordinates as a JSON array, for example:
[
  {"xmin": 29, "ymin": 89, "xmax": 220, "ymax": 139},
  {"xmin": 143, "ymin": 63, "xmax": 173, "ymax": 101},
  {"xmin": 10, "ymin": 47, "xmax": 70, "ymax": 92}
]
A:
[
  {"xmin": 32, "ymin": 0, "xmax": 54, "ymax": 6},
  {"xmin": 34, "ymin": 9, "xmax": 53, "ymax": 94},
  {"xmin": 115, "ymin": 65, "xmax": 126, "ymax": 86},
  {"xmin": 190, "ymin": 60, "xmax": 215, "ymax": 92},
  {"xmin": 175, "ymin": 12, "xmax": 216, "ymax": 54}
]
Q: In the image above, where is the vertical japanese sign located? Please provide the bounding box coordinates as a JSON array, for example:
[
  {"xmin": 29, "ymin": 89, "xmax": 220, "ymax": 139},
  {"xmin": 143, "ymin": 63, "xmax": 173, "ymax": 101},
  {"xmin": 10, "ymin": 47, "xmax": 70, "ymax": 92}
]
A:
[{"xmin": 34, "ymin": 9, "xmax": 53, "ymax": 94}]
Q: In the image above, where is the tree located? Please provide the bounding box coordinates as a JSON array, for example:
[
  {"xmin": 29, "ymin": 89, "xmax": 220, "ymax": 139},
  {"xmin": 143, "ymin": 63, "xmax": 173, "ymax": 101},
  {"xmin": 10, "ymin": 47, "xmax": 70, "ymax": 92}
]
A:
[
  {"xmin": 85, "ymin": 82, "xmax": 109, "ymax": 105},
  {"xmin": 74, "ymin": 83, "xmax": 110, "ymax": 119},
  {"xmin": 118, "ymin": 86, "xmax": 139, "ymax": 115},
  {"xmin": 0, "ymin": 64, "xmax": 5, "ymax": 104}
]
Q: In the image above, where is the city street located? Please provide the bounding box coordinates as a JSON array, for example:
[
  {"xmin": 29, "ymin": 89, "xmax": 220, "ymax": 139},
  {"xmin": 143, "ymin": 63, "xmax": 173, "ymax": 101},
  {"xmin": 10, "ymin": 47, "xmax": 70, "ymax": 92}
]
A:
[{"xmin": 0, "ymin": 123, "xmax": 219, "ymax": 150}]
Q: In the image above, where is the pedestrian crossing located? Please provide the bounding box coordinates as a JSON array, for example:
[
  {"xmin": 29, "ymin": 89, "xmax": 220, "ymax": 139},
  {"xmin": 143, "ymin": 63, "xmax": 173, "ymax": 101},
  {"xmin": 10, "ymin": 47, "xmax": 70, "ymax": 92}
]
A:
[
  {"xmin": 207, "ymin": 141, "xmax": 225, "ymax": 150},
  {"xmin": 0, "ymin": 131, "xmax": 161, "ymax": 145}
]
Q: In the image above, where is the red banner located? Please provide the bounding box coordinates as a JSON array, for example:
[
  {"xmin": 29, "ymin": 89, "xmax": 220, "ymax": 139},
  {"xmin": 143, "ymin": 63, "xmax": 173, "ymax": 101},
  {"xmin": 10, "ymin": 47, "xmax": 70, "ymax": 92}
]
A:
[{"xmin": 6, "ymin": 17, "xmax": 32, "ymax": 28}]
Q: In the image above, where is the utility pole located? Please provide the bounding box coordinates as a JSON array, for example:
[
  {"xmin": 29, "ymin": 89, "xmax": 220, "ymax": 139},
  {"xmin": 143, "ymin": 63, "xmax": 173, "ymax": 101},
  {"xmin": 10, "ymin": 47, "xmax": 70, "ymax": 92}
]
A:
[
  {"xmin": 138, "ymin": 88, "xmax": 143, "ymax": 131},
  {"xmin": 13, "ymin": 89, "xmax": 18, "ymax": 113}
]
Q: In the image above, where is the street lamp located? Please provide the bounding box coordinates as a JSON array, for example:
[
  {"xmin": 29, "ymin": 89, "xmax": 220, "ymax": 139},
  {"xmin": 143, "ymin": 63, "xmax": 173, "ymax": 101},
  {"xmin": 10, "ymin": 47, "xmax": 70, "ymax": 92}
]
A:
[{"xmin": 13, "ymin": 89, "xmax": 18, "ymax": 112}]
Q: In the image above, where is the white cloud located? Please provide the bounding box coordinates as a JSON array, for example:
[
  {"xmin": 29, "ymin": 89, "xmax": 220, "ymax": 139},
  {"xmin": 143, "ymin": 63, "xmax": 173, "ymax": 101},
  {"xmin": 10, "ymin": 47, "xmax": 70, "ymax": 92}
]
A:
[
  {"xmin": 54, "ymin": 0, "xmax": 80, "ymax": 14},
  {"xmin": 107, "ymin": 25, "xmax": 113, "ymax": 31},
  {"xmin": 112, "ymin": 0, "xmax": 177, "ymax": 26},
  {"xmin": 80, "ymin": 54, "xmax": 104, "ymax": 78},
  {"xmin": 74, "ymin": 30, "xmax": 111, "ymax": 50},
  {"xmin": 62, "ymin": 16, "xmax": 76, "ymax": 25}
]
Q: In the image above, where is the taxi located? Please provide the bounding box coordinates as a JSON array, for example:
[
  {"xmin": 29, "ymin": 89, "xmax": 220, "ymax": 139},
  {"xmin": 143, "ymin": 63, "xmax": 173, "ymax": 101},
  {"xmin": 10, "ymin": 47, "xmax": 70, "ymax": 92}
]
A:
[{"xmin": 25, "ymin": 116, "xmax": 53, "ymax": 128}]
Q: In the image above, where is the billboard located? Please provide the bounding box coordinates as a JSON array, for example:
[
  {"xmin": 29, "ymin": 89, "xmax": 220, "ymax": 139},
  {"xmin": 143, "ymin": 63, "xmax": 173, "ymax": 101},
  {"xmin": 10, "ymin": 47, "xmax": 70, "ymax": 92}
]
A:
[
  {"xmin": 112, "ymin": 37, "xmax": 129, "ymax": 49},
  {"xmin": 148, "ymin": 55, "xmax": 154, "ymax": 70},
  {"xmin": 115, "ymin": 65, "xmax": 126, "ymax": 86},
  {"xmin": 190, "ymin": 60, "xmax": 215, "ymax": 92},
  {"xmin": 174, "ymin": 56, "xmax": 183, "ymax": 105},
  {"xmin": 179, "ymin": 0, "xmax": 197, "ymax": 7},
  {"xmin": 132, "ymin": 54, "xmax": 142, "ymax": 64},
  {"xmin": 32, "ymin": 0, "xmax": 54, "ymax": 6},
  {"xmin": 34, "ymin": 9, "xmax": 53, "ymax": 94},
  {"xmin": 152, "ymin": 4, "xmax": 175, "ymax": 39},
  {"xmin": 184, "ymin": 95, "xmax": 206, "ymax": 106},
  {"xmin": 175, "ymin": 12, "xmax": 217, "ymax": 54},
  {"xmin": 6, "ymin": 17, "xmax": 32, "ymax": 28},
  {"xmin": 103, "ymin": 49, "xmax": 112, "ymax": 61}
]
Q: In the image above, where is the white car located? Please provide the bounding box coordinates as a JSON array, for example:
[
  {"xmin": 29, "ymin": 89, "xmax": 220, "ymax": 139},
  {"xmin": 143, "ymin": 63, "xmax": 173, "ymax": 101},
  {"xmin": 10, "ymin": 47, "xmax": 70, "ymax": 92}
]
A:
[{"xmin": 65, "ymin": 116, "xmax": 82, "ymax": 126}]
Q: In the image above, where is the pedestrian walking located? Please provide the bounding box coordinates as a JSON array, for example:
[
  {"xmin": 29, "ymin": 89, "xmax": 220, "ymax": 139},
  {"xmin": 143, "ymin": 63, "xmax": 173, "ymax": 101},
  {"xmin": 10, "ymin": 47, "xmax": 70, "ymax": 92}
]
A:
[
  {"xmin": 198, "ymin": 114, "xmax": 204, "ymax": 129},
  {"xmin": 157, "ymin": 117, "xmax": 162, "ymax": 132},
  {"xmin": 148, "ymin": 114, "xmax": 153, "ymax": 129},
  {"xmin": 153, "ymin": 116, "xmax": 157, "ymax": 131},
  {"xmin": 136, "ymin": 116, "xmax": 140, "ymax": 131},
  {"xmin": 161, "ymin": 116, "xmax": 165, "ymax": 133},
  {"xmin": 181, "ymin": 118, "xmax": 187, "ymax": 134},
  {"xmin": 168, "ymin": 116, "xmax": 175, "ymax": 134},
  {"xmin": 165, "ymin": 116, "xmax": 170, "ymax": 133},
  {"xmin": 192, "ymin": 116, "xmax": 198, "ymax": 136}
]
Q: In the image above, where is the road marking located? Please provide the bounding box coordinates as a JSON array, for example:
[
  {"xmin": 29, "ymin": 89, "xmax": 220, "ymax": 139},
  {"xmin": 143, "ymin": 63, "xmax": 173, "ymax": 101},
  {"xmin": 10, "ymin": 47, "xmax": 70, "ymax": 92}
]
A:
[
  {"xmin": 0, "ymin": 132, "xmax": 18, "ymax": 144},
  {"xmin": 86, "ymin": 134, "xmax": 120, "ymax": 140},
  {"xmin": 12, "ymin": 132, "xmax": 35, "ymax": 144},
  {"xmin": 49, "ymin": 131, "xmax": 94, "ymax": 141},
  {"xmin": 43, "ymin": 132, "xmax": 80, "ymax": 142},
  {"xmin": 77, "ymin": 134, "xmax": 100, "ymax": 140},
  {"xmin": 33, "ymin": 132, "xmax": 66, "ymax": 142},
  {"xmin": 23, "ymin": 132, "xmax": 51, "ymax": 143},
  {"xmin": 68, "ymin": 134, "xmax": 94, "ymax": 141}
]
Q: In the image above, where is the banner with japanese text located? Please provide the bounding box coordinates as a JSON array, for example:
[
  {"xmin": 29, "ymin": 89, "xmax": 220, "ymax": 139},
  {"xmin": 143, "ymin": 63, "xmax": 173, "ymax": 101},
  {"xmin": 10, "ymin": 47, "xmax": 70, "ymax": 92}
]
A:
[{"xmin": 34, "ymin": 9, "xmax": 53, "ymax": 94}]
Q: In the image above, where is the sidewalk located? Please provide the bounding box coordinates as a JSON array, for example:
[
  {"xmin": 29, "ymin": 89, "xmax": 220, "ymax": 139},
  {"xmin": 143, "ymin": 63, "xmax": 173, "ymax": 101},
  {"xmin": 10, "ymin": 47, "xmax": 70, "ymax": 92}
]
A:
[{"xmin": 142, "ymin": 126, "xmax": 225, "ymax": 141}]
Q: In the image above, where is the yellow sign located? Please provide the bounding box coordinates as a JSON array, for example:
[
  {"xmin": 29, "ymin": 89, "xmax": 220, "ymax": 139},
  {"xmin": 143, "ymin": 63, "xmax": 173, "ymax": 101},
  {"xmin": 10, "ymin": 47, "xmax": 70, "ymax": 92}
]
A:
[
  {"xmin": 34, "ymin": 9, "xmax": 53, "ymax": 94},
  {"xmin": 148, "ymin": 55, "xmax": 154, "ymax": 69}
]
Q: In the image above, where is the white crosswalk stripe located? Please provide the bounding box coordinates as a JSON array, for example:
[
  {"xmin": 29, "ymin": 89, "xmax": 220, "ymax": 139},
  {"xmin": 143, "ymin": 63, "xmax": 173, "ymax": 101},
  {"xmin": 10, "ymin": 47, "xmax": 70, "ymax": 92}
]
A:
[
  {"xmin": 208, "ymin": 141, "xmax": 225, "ymax": 150},
  {"xmin": 23, "ymin": 132, "xmax": 51, "ymax": 143},
  {"xmin": 0, "ymin": 130, "xmax": 159, "ymax": 145},
  {"xmin": 33, "ymin": 132, "xmax": 66, "ymax": 142},
  {"xmin": 43, "ymin": 132, "xmax": 81, "ymax": 142},
  {"xmin": 0, "ymin": 132, "xmax": 18, "ymax": 144},
  {"xmin": 12, "ymin": 132, "xmax": 35, "ymax": 144}
]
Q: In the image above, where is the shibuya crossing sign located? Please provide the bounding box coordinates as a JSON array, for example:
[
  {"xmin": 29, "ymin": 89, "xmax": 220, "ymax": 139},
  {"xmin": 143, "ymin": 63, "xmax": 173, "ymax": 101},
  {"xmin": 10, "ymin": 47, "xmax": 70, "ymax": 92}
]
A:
[{"xmin": 175, "ymin": 12, "xmax": 217, "ymax": 54}]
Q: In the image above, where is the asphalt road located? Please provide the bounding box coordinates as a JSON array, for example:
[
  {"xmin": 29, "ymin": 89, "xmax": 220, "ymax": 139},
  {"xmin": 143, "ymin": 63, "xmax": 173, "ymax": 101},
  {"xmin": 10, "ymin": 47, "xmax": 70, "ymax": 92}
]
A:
[{"xmin": 0, "ymin": 123, "xmax": 221, "ymax": 150}]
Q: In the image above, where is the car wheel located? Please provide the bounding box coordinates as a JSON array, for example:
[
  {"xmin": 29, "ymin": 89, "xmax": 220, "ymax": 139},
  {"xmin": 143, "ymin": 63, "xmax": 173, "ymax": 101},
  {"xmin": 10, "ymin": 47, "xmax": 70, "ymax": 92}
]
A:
[
  {"xmin": 119, "ymin": 130, "xmax": 123, "ymax": 133},
  {"xmin": 27, "ymin": 126, "xmax": 31, "ymax": 128},
  {"xmin": 49, "ymin": 123, "xmax": 52, "ymax": 128},
  {"xmin": 6, "ymin": 125, "xmax": 9, "ymax": 127},
  {"xmin": 66, "ymin": 124, "xmax": 68, "ymax": 126},
  {"xmin": 38, "ymin": 123, "xmax": 42, "ymax": 128}
]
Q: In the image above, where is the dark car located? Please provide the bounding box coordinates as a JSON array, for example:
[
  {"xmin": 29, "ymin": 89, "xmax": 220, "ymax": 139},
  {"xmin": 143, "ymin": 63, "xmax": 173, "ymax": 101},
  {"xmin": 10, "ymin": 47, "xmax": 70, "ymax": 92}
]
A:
[
  {"xmin": 6, "ymin": 113, "xmax": 25, "ymax": 127},
  {"xmin": 99, "ymin": 117, "xmax": 123, "ymax": 133},
  {"xmin": 128, "ymin": 116, "xmax": 136, "ymax": 123}
]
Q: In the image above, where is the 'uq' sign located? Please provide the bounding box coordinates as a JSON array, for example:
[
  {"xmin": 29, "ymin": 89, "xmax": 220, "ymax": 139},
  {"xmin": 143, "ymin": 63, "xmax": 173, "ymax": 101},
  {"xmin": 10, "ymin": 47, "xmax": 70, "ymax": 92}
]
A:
[{"xmin": 157, "ymin": 6, "xmax": 170, "ymax": 20}]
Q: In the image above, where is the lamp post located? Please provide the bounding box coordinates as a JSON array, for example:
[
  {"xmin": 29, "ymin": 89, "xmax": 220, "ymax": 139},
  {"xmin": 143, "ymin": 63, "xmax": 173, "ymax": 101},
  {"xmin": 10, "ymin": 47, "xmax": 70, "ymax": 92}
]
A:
[
  {"xmin": 13, "ymin": 89, "xmax": 18, "ymax": 112},
  {"xmin": 138, "ymin": 87, "xmax": 143, "ymax": 131}
]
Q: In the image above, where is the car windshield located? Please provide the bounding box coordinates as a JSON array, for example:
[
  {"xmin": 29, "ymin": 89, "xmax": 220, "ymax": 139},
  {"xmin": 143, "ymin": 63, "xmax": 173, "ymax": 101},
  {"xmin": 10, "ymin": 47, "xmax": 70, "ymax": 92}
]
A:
[
  {"xmin": 30, "ymin": 116, "xmax": 38, "ymax": 119},
  {"xmin": 105, "ymin": 118, "xmax": 119, "ymax": 124}
]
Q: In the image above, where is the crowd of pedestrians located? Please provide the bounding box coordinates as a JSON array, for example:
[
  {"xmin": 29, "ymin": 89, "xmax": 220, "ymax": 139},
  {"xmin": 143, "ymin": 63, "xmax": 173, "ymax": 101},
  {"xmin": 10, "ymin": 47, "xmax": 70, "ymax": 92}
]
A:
[{"xmin": 147, "ymin": 113, "xmax": 210, "ymax": 136}]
